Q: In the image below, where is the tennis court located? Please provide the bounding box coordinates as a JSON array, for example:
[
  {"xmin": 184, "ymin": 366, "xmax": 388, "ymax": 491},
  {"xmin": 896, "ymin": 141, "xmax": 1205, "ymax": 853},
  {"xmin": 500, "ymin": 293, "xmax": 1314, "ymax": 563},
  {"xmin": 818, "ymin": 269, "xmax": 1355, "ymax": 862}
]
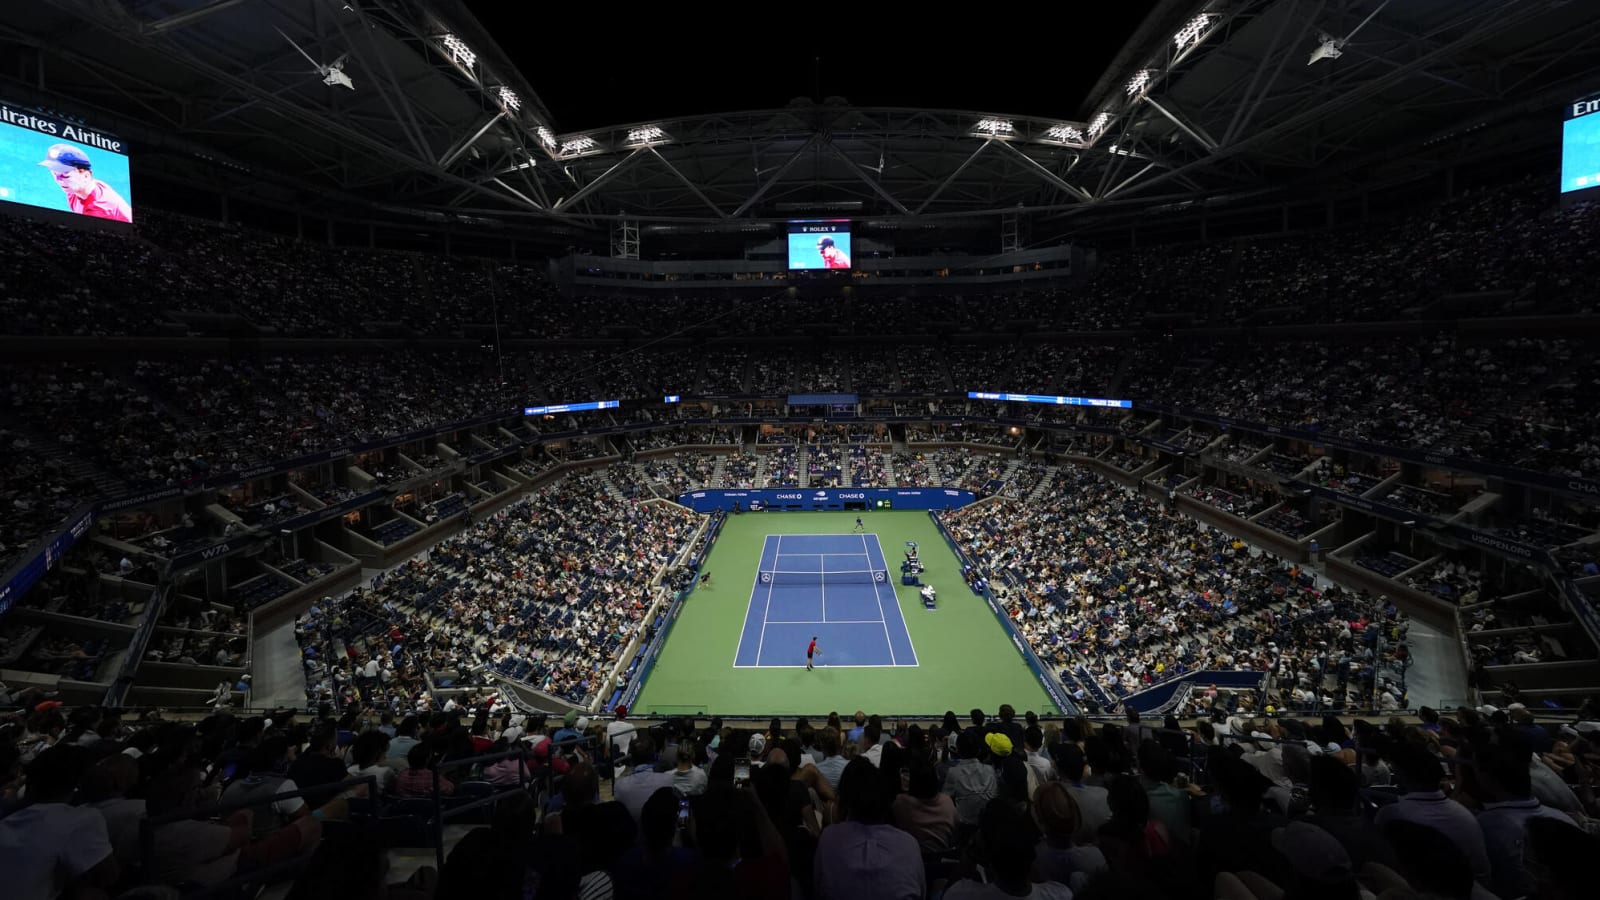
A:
[
  {"xmin": 630, "ymin": 511, "xmax": 1054, "ymax": 716},
  {"xmin": 732, "ymin": 533, "xmax": 918, "ymax": 668}
]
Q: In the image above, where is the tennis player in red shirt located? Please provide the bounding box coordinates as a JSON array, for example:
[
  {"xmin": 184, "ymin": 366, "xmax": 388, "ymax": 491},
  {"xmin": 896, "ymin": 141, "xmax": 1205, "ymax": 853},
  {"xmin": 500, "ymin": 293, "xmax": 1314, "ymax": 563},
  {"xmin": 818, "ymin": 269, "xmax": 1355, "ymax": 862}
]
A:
[
  {"xmin": 807, "ymin": 636, "xmax": 819, "ymax": 671},
  {"xmin": 817, "ymin": 237, "xmax": 850, "ymax": 268},
  {"xmin": 38, "ymin": 144, "xmax": 132, "ymax": 223}
]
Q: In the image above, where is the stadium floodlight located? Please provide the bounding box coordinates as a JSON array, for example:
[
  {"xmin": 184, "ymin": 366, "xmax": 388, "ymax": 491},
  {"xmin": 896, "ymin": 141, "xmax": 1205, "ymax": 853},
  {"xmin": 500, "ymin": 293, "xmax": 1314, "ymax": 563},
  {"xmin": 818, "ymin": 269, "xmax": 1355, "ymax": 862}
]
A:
[
  {"xmin": 496, "ymin": 87, "xmax": 521, "ymax": 111},
  {"xmin": 1308, "ymin": 34, "xmax": 1344, "ymax": 65},
  {"xmin": 537, "ymin": 126, "xmax": 557, "ymax": 150},
  {"xmin": 561, "ymin": 136, "xmax": 598, "ymax": 154},
  {"xmin": 1087, "ymin": 112, "xmax": 1111, "ymax": 138},
  {"xmin": 1044, "ymin": 124, "xmax": 1085, "ymax": 143},
  {"xmin": 1125, "ymin": 70, "xmax": 1151, "ymax": 97},
  {"xmin": 626, "ymin": 125, "xmax": 665, "ymax": 145},
  {"xmin": 441, "ymin": 34, "xmax": 476, "ymax": 68},
  {"xmin": 1309, "ymin": 0, "xmax": 1390, "ymax": 66},
  {"xmin": 1174, "ymin": 13, "xmax": 1211, "ymax": 51},
  {"xmin": 975, "ymin": 118, "xmax": 1014, "ymax": 136}
]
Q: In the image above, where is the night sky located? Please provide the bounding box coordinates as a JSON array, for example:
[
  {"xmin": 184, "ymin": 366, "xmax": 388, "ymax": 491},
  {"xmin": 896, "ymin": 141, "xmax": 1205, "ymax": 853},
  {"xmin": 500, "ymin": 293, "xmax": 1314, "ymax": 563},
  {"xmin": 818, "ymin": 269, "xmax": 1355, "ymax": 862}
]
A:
[{"xmin": 463, "ymin": 4, "xmax": 1163, "ymax": 133}]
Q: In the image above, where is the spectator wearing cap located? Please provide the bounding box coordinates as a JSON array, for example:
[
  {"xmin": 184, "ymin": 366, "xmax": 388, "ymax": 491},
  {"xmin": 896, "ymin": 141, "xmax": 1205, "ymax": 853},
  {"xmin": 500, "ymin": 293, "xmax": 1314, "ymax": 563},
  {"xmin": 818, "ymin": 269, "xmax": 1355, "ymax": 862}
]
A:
[
  {"xmin": 1373, "ymin": 741, "xmax": 1491, "ymax": 885},
  {"xmin": 987, "ymin": 732, "xmax": 1030, "ymax": 809},
  {"xmin": 814, "ymin": 758, "xmax": 924, "ymax": 900},
  {"xmin": 1507, "ymin": 703, "xmax": 1553, "ymax": 753},
  {"xmin": 0, "ymin": 744, "xmax": 118, "ymax": 899},
  {"xmin": 553, "ymin": 709, "xmax": 581, "ymax": 747},
  {"xmin": 749, "ymin": 732, "xmax": 769, "ymax": 762},
  {"xmin": 38, "ymin": 144, "xmax": 131, "ymax": 223},
  {"xmin": 606, "ymin": 704, "xmax": 638, "ymax": 759}
]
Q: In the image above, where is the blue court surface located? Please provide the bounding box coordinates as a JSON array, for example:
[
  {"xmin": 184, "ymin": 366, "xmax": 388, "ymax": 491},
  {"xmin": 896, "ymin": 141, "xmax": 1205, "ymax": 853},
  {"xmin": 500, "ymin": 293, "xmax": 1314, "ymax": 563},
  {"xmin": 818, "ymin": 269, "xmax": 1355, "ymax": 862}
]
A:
[{"xmin": 733, "ymin": 533, "xmax": 918, "ymax": 668}]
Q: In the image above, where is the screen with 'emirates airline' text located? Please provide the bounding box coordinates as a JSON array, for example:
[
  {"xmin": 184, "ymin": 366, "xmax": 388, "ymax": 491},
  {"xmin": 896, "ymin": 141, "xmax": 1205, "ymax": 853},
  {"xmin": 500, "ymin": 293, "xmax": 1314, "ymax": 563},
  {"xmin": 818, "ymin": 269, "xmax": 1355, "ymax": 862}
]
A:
[{"xmin": 0, "ymin": 102, "xmax": 133, "ymax": 223}]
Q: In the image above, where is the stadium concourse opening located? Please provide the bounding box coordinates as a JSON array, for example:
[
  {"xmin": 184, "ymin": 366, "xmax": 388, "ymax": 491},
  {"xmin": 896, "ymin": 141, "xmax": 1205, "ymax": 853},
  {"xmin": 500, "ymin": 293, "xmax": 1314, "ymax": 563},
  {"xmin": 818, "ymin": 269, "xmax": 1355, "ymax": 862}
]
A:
[{"xmin": 632, "ymin": 511, "xmax": 1056, "ymax": 717}]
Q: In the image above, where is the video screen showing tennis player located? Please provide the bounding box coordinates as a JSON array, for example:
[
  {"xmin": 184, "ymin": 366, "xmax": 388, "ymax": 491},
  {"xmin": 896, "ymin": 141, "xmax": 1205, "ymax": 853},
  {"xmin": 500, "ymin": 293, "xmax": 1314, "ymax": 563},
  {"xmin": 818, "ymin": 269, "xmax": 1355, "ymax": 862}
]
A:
[
  {"xmin": 787, "ymin": 220, "xmax": 852, "ymax": 270},
  {"xmin": 1562, "ymin": 94, "xmax": 1600, "ymax": 196},
  {"xmin": 0, "ymin": 104, "xmax": 134, "ymax": 223}
]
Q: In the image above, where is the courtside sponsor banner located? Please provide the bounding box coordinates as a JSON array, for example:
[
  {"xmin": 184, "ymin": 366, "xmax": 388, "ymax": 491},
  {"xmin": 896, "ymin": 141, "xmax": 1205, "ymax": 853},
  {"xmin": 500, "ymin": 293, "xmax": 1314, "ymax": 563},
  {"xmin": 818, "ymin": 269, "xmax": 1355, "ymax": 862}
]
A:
[{"xmin": 675, "ymin": 488, "xmax": 976, "ymax": 512}]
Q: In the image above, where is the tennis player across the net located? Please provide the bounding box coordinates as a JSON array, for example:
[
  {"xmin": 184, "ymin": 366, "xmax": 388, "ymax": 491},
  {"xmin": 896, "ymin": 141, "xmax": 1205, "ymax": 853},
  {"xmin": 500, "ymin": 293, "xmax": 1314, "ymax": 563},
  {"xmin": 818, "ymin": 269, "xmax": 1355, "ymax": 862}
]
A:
[{"xmin": 758, "ymin": 568, "xmax": 890, "ymax": 586}]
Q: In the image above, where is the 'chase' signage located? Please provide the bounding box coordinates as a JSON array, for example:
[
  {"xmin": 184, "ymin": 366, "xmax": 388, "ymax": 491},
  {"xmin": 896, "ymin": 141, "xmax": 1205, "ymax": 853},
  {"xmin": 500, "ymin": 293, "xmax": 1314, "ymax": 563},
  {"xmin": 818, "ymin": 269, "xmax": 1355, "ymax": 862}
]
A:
[{"xmin": 676, "ymin": 487, "xmax": 977, "ymax": 512}]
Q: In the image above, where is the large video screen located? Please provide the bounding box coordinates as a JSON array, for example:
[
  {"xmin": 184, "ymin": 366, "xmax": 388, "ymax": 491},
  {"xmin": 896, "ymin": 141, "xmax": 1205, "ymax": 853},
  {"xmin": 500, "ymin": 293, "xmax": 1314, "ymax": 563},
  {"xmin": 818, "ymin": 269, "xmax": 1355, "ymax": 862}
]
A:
[
  {"xmin": 1562, "ymin": 95, "xmax": 1600, "ymax": 196},
  {"xmin": 0, "ymin": 104, "xmax": 133, "ymax": 222},
  {"xmin": 787, "ymin": 220, "xmax": 852, "ymax": 270}
]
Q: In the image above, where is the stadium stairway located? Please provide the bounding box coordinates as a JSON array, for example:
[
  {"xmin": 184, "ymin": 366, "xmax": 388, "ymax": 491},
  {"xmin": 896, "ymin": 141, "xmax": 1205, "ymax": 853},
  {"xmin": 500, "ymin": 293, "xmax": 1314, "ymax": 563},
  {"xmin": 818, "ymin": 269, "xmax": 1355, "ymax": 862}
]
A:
[
  {"xmin": 798, "ymin": 446, "xmax": 810, "ymax": 488},
  {"xmin": 595, "ymin": 469, "xmax": 628, "ymax": 502},
  {"xmin": 1027, "ymin": 466, "xmax": 1060, "ymax": 503},
  {"xmin": 709, "ymin": 454, "xmax": 728, "ymax": 488}
]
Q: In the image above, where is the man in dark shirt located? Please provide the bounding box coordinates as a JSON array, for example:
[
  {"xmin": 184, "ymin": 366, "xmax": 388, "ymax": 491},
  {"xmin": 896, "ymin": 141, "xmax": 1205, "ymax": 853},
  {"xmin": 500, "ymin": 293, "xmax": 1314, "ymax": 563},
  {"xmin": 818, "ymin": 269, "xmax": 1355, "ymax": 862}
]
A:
[
  {"xmin": 286, "ymin": 725, "xmax": 348, "ymax": 808},
  {"xmin": 990, "ymin": 704, "xmax": 1026, "ymax": 749}
]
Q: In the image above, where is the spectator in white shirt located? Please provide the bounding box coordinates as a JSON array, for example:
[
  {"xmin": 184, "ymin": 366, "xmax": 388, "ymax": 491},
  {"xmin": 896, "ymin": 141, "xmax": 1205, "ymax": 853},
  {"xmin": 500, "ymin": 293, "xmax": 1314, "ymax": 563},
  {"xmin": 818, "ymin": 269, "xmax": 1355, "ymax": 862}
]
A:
[
  {"xmin": 815, "ymin": 726, "xmax": 848, "ymax": 788},
  {"xmin": 1023, "ymin": 725, "xmax": 1055, "ymax": 789},
  {"xmin": 606, "ymin": 704, "xmax": 638, "ymax": 760},
  {"xmin": 0, "ymin": 745, "xmax": 119, "ymax": 900}
]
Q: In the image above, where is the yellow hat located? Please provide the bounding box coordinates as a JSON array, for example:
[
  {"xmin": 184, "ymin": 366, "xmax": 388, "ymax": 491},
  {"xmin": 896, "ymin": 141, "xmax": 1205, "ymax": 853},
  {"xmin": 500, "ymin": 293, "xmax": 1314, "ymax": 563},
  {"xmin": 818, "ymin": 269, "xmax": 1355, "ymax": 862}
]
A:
[{"xmin": 985, "ymin": 732, "xmax": 1014, "ymax": 757}]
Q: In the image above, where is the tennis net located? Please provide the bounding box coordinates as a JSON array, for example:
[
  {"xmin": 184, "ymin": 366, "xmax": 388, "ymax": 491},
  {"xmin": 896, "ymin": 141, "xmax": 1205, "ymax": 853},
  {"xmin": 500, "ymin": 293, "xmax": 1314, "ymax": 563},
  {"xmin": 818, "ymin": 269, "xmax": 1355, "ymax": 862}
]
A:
[{"xmin": 758, "ymin": 569, "xmax": 889, "ymax": 586}]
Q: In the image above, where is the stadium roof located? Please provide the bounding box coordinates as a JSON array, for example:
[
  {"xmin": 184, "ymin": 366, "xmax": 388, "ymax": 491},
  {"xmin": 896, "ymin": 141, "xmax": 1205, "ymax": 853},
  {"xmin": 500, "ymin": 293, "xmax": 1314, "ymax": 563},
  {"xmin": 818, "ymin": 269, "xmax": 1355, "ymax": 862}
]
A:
[{"xmin": 5, "ymin": 0, "xmax": 1600, "ymax": 240}]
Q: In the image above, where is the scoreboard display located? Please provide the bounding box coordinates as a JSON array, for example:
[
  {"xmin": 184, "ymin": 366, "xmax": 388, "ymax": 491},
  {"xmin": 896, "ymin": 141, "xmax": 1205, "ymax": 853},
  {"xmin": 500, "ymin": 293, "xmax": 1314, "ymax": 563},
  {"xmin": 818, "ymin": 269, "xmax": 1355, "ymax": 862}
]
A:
[
  {"xmin": 787, "ymin": 220, "xmax": 852, "ymax": 270},
  {"xmin": 1562, "ymin": 92, "xmax": 1600, "ymax": 204}
]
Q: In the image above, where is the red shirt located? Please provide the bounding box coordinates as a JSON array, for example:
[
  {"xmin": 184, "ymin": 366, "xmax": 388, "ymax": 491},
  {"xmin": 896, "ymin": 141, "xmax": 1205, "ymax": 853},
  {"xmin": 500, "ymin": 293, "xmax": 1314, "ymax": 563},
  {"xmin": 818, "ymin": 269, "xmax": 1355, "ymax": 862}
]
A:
[
  {"xmin": 808, "ymin": 640, "xmax": 817, "ymax": 656},
  {"xmin": 69, "ymin": 181, "xmax": 132, "ymax": 223}
]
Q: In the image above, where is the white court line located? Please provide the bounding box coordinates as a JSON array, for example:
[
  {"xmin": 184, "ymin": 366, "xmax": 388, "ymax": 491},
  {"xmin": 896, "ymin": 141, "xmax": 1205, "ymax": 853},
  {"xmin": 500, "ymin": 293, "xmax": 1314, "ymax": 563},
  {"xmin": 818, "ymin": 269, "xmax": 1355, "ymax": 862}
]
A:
[
  {"xmin": 731, "ymin": 535, "xmax": 780, "ymax": 667},
  {"xmin": 861, "ymin": 532, "xmax": 898, "ymax": 665},
  {"xmin": 754, "ymin": 534, "xmax": 782, "ymax": 665}
]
